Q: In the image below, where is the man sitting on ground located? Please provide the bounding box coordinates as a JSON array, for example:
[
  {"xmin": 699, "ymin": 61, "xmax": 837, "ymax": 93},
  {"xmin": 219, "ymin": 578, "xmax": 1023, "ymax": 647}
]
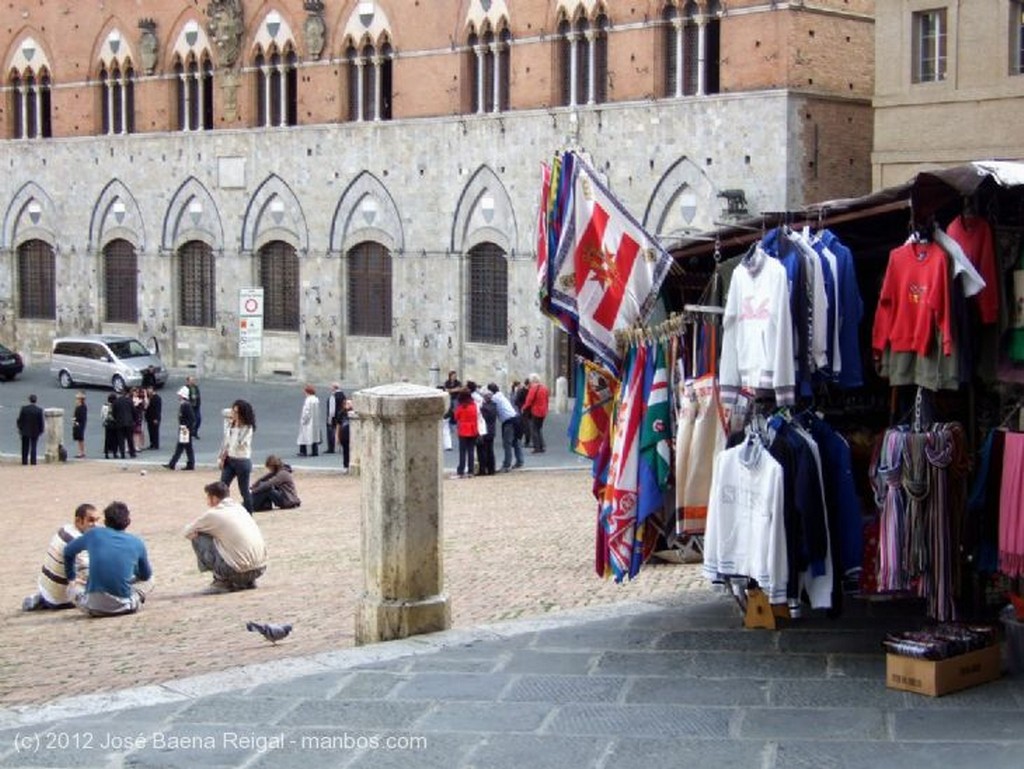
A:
[
  {"xmin": 184, "ymin": 481, "xmax": 268, "ymax": 592},
  {"xmin": 63, "ymin": 501, "xmax": 153, "ymax": 617},
  {"xmin": 22, "ymin": 503, "xmax": 102, "ymax": 611}
]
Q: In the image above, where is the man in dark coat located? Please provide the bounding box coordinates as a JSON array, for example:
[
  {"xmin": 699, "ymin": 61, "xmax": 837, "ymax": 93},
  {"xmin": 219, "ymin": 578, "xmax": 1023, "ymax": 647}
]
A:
[
  {"xmin": 112, "ymin": 391, "xmax": 136, "ymax": 459},
  {"xmin": 16, "ymin": 393, "xmax": 45, "ymax": 465},
  {"xmin": 164, "ymin": 386, "xmax": 196, "ymax": 471},
  {"xmin": 186, "ymin": 375, "xmax": 202, "ymax": 440},
  {"xmin": 145, "ymin": 386, "xmax": 162, "ymax": 450}
]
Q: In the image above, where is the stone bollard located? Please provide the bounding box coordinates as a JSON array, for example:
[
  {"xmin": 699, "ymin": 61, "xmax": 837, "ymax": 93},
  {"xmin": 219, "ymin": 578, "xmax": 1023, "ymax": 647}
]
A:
[
  {"xmin": 221, "ymin": 407, "xmax": 233, "ymax": 441},
  {"xmin": 554, "ymin": 375, "xmax": 569, "ymax": 414},
  {"xmin": 353, "ymin": 383, "xmax": 450, "ymax": 645},
  {"xmin": 348, "ymin": 414, "xmax": 361, "ymax": 475},
  {"xmin": 44, "ymin": 408, "xmax": 64, "ymax": 463}
]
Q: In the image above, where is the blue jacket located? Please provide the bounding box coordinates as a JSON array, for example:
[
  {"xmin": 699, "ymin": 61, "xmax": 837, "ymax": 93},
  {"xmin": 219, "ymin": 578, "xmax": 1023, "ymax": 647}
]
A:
[{"xmin": 64, "ymin": 527, "xmax": 152, "ymax": 599}]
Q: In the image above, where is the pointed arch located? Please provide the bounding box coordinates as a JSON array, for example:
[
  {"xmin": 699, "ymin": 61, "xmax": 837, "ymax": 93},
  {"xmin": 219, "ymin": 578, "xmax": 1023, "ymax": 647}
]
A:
[
  {"xmin": 169, "ymin": 12, "xmax": 213, "ymax": 66},
  {"xmin": 251, "ymin": 4, "xmax": 298, "ymax": 55},
  {"xmin": 330, "ymin": 172, "xmax": 404, "ymax": 254},
  {"xmin": 89, "ymin": 179, "xmax": 146, "ymax": 252},
  {"xmin": 341, "ymin": 2, "xmax": 394, "ymax": 49},
  {"xmin": 171, "ymin": 17, "xmax": 215, "ymax": 131},
  {"xmin": 6, "ymin": 33, "xmax": 54, "ymax": 139},
  {"xmin": 6, "ymin": 31, "xmax": 53, "ymax": 75},
  {"xmin": 451, "ymin": 165, "xmax": 517, "ymax": 255},
  {"xmin": 645, "ymin": 155, "xmax": 720, "ymax": 240},
  {"xmin": 241, "ymin": 173, "xmax": 308, "ymax": 254},
  {"xmin": 161, "ymin": 176, "xmax": 224, "ymax": 252},
  {"xmin": 94, "ymin": 23, "xmax": 136, "ymax": 71},
  {"xmin": 2, "ymin": 181, "xmax": 58, "ymax": 249},
  {"xmin": 464, "ymin": 0, "xmax": 511, "ymax": 33}
]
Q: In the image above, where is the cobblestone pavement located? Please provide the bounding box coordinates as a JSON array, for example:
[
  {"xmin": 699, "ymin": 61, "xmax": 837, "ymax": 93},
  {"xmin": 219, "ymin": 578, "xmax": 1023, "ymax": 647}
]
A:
[{"xmin": 1, "ymin": 460, "xmax": 704, "ymax": 707}]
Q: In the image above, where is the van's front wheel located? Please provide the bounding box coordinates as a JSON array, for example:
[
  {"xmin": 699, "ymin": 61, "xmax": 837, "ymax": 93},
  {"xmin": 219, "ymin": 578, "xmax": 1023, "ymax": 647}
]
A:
[
  {"xmin": 58, "ymin": 370, "xmax": 74, "ymax": 389},
  {"xmin": 112, "ymin": 375, "xmax": 127, "ymax": 393}
]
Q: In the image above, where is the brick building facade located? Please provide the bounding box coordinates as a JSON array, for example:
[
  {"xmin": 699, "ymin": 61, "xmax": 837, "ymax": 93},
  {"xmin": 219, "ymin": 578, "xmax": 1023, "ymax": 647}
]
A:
[{"xmin": 0, "ymin": 0, "xmax": 874, "ymax": 388}]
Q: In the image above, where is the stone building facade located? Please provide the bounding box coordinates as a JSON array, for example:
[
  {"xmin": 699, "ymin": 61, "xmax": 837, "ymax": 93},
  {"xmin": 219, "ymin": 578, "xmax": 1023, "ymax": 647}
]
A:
[
  {"xmin": 873, "ymin": 1, "xmax": 1024, "ymax": 188},
  {"xmin": 0, "ymin": 0, "xmax": 874, "ymax": 388}
]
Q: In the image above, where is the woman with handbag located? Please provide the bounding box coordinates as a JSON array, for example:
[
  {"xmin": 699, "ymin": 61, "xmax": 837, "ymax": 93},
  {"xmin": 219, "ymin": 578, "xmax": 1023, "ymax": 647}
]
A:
[{"xmin": 220, "ymin": 399, "xmax": 256, "ymax": 513}]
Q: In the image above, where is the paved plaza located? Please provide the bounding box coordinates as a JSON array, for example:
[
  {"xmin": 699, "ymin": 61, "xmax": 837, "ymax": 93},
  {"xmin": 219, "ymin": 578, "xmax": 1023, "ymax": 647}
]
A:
[{"xmin": 1, "ymin": 391, "xmax": 1023, "ymax": 768}]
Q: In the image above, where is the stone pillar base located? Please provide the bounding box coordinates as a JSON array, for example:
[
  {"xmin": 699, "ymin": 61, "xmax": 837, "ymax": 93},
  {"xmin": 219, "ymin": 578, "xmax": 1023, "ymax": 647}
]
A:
[{"xmin": 354, "ymin": 594, "xmax": 450, "ymax": 646}]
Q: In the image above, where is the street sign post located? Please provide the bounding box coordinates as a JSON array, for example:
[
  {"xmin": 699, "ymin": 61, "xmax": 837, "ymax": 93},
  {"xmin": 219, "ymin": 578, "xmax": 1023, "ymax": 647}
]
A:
[{"xmin": 239, "ymin": 288, "xmax": 264, "ymax": 358}]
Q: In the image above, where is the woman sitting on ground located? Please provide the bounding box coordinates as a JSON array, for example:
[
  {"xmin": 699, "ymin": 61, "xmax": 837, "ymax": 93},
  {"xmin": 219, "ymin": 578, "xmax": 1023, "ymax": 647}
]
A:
[{"xmin": 249, "ymin": 455, "xmax": 301, "ymax": 512}]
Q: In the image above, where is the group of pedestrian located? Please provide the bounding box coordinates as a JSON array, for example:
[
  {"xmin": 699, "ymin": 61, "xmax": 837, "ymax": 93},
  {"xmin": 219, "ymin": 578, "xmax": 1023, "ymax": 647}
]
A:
[
  {"xmin": 98, "ymin": 386, "xmax": 164, "ymax": 459},
  {"xmin": 442, "ymin": 371, "xmax": 549, "ymax": 479},
  {"xmin": 22, "ymin": 478, "xmax": 272, "ymax": 617}
]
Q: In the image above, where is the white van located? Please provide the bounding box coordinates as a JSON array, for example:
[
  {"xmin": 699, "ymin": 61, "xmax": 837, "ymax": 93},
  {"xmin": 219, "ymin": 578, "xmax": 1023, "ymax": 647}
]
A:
[{"xmin": 51, "ymin": 335, "xmax": 168, "ymax": 393}]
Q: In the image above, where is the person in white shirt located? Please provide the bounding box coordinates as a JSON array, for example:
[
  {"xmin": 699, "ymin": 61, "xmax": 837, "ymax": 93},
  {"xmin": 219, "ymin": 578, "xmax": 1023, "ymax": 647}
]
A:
[
  {"xmin": 22, "ymin": 503, "xmax": 101, "ymax": 611},
  {"xmin": 184, "ymin": 481, "xmax": 268, "ymax": 593}
]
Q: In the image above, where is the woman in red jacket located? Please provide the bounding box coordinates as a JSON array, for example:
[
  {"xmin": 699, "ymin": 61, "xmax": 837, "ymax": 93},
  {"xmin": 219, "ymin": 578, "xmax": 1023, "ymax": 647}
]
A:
[
  {"xmin": 522, "ymin": 373, "xmax": 550, "ymax": 453},
  {"xmin": 453, "ymin": 389, "xmax": 480, "ymax": 478}
]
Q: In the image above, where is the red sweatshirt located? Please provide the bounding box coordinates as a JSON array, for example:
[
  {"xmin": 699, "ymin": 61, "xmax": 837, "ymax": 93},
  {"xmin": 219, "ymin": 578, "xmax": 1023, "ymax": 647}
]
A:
[
  {"xmin": 872, "ymin": 241, "xmax": 952, "ymax": 358},
  {"xmin": 946, "ymin": 215, "xmax": 998, "ymax": 324}
]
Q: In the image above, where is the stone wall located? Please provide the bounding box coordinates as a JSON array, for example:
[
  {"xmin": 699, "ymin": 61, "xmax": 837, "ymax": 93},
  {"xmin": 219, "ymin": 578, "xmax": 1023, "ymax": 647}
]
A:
[{"xmin": 0, "ymin": 91, "xmax": 871, "ymax": 387}]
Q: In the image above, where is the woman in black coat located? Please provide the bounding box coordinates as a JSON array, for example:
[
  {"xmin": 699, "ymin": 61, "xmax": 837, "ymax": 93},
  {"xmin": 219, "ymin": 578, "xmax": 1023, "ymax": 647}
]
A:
[{"xmin": 72, "ymin": 392, "xmax": 87, "ymax": 458}]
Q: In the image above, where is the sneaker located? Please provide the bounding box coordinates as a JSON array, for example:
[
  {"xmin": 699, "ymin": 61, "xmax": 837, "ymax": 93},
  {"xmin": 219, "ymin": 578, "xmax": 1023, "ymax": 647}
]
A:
[{"xmin": 22, "ymin": 594, "xmax": 42, "ymax": 611}]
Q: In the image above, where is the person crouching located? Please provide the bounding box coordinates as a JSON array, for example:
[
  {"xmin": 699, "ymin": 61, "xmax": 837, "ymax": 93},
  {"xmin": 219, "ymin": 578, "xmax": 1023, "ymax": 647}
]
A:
[{"xmin": 184, "ymin": 481, "xmax": 268, "ymax": 593}]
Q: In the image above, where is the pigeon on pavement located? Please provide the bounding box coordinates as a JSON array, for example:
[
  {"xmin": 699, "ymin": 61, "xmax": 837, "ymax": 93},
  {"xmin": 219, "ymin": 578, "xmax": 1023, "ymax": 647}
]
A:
[{"xmin": 246, "ymin": 621, "xmax": 293, "ymax": 644}]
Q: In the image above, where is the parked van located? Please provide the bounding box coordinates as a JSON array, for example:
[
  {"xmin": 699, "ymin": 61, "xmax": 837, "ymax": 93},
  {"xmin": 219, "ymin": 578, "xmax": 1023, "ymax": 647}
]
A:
[{"xmin": 51, "ymin": 335, "xmax": 168, "ymax": 393}]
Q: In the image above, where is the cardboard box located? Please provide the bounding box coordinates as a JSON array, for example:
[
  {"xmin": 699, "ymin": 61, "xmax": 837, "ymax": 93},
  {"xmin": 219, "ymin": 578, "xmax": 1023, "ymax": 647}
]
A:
[{"xmin": 886, "ymin": 643, "xmax": 1002, "ymax": 696}]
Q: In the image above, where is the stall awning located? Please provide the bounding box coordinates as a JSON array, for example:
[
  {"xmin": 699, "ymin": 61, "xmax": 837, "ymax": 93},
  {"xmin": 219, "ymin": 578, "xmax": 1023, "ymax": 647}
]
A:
[{"xmin": 672, "ymin": 161, "xmax": 1024, "ymax": 262}]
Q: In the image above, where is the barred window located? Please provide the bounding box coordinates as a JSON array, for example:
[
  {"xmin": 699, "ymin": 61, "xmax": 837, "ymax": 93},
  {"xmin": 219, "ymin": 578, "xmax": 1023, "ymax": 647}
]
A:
[
  {"xmin": 468, "ymin": 243, "xmax": 507, "ymax": 345},
  {"xmin": 178, "ymin": 240, "xmax": 215, "ymax": 327},
  {"xmin": 17, "ymin": 239, "xmax": 56, "ymax": 319},
  {"xmin": 259, "ymin": 240, "xmax": 299, "ymax": 331},
  {"xmin": 104, "ymin": 239, "xmax": 138, "ymax": 323},
  {"xmin": 347, "ymin": 241, "xmax": 392, "ymax": 337}
]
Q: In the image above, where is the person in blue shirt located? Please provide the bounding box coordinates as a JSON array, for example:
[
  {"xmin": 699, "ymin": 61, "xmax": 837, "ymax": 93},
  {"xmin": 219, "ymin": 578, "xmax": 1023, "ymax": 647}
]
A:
[{"xmin": 63, "ymin": 501, "xmax": 153, "ymax": 617}]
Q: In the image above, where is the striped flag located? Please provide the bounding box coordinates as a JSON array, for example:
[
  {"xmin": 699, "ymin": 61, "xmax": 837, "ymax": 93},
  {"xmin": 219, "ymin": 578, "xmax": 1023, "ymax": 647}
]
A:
[
  {"xmin": 632, "ymin": 342, "xmax": 673, "ymax": 577},
  {"xmin": 569, "ymin": 358, "xmax": 619, "ymax": 459},
  {"xmin": 599, "ymin": 344, "xmax": 646, "ymax": 582}
]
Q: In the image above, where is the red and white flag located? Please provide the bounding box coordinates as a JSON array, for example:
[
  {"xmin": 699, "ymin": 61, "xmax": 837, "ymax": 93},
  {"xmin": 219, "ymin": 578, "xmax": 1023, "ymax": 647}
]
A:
[{"xmin": 553, "ymin": 157, "xmax": 673, "ymax": 374}]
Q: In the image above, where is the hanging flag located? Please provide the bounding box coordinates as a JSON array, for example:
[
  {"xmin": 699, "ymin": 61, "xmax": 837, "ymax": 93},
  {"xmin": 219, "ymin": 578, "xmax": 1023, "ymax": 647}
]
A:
[
  {"xmin": 632, "ymin": 342, "xmax": 673, "ymax": 577},
  {"xmin": 538, "ymin": 157, "xmax": 578, "ymax": 335},
  {"xmin": 536, "ymin": 161, "xmax": 552, "ymax": 298},
  {"xmin": 569, "ymin": 358, "xmax": 619, "ymax": 459},
  {"xmin": 551, "ymin": 155, "xmax": 673, "ymax": 374},
  {"xmin": 599, "ymin": 344, "xmax": 646, "ymax": 582}
]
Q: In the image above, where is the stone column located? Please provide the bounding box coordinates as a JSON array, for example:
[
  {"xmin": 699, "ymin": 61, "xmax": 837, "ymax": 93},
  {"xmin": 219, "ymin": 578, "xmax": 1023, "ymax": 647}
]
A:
[
  {"xmin": 554, "ymin": 375, "xmax": 569, "ymax": 414},
  {"xmin": 354, "ymin": 383, "xmax": 449, "ymax": 644},
  {"xmin": 44, "ymin": 408, "xmax": 64, "ymax": 463}
]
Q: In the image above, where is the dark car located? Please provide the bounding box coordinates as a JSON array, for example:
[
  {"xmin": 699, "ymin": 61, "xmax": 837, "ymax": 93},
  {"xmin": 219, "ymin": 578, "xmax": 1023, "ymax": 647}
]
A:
[{"xmin": 0, "ymin": 342, "xmax": 24, "ymax": 380}]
